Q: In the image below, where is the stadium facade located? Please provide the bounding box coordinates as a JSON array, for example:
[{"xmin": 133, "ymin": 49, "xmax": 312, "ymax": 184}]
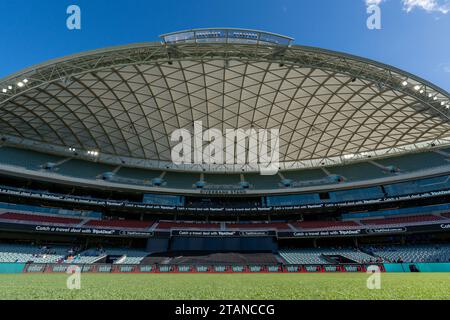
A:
[{"xmin": 0, "ymin": 29, "xmax": 449, "ymax": 273}]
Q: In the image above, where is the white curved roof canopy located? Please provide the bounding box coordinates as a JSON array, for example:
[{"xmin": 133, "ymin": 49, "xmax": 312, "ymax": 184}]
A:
[{"xmin": 0, "ymin": 29, "xmax": 449, "ymax": 173}]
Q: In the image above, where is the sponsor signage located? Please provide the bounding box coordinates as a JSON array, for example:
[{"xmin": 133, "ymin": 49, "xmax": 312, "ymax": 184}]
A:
[
  {"xmin": 0, "ymin": 221, "xmax": 448, "ymax": 239},
  {"xmin": 278, "ymin": 229, "xmax": 363, "ymax": 238},
  {"xmin": 4, "ymin": 184, "xmax": 450, "ymax": 214},
  {"xmin": 171, "ymin": 230, "xmax": 276, "ymax": 237},
  {"xmin": 21, "ymin": 262, "xmax": 383, "ymax": 273},
  {"xmin": 277, "ymin": 223, "xmax": 449, "ymax": 239},
  {"xmin": 200, "ymin": 189, "xmax": 248, "ymax": 195},
  {"xmin": 365, "ymin": 227, "xmax": 407, "ymax": 234},
  {"xmin": 0, "ymin": 222, "xmax": 153, "ymax": 238}
]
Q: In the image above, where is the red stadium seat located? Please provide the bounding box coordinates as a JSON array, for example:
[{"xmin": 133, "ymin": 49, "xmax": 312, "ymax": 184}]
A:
[
  {"xmin": 361, "ymin": 215, "xmax": 443, "ymax": 225},
  {"xmin": 441, "ymin": 212, "xmax": 450, "ymax": 219},
  {"xmin": 156, "ymin": 221, "xmax": 220, "ymax": 230},
  {"xmin": 226, "ymin": 222, "xmax": 290, "ymax": 230},
  {"xmin": 83, "ymin": 220, "xmax": 154, "ymax": 229},
  {"xmin": 0, "ymin": 212, "xmax": 82, "ymax": 225},
  {"xmin": 291, "ymin": 221, "xmax": 360, "ymax": 230}
]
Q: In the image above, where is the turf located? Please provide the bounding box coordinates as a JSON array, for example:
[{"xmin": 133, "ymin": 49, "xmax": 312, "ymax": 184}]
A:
[{"xmin": 0, "ymin": 273, "xmax": 449, "ymax": 300}]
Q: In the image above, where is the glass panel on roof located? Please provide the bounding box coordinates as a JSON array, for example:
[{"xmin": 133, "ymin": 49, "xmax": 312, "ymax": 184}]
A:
[
  {"xmin": 195, "ymin": 29, "xmax": 227, "ymax": 43},
  {"xmin": 259, "ymin": 33, "xmax": 290, "ymax": 46},
  {"xmin": 163, "ymin": 31, "xmax": 195, "ymax": 44}
]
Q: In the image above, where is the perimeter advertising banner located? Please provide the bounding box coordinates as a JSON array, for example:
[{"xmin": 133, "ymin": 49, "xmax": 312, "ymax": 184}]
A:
[
  {"xmin": 171, "ymin": 230, "xmax": 277, "ymax": 237},
  {"xmin": 1, "ymin": 221, "xmax": 448, "ymax": 239},
  {"xmin": 0, "ymin": 222, "xmax": 153, "ymax": 238},
  {"xmin": 277, "ymin": 223, "xmax": 450, "ymax": 238}
]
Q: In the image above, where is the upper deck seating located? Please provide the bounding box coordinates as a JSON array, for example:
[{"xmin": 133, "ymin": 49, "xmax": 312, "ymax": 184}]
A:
[
  {"xmin": 0, "ymin": 146, "xmax": 65, "ymax": 170},
  {"xmin": 55, "ymin": 159, "xmax": 116, "ymax": 180},
  {"xmin": 384, "ymin": 175, "xmax": 450, "ymax": 197},
  {"xmin": 203, "ymin": 174, "xmax": 242, "ymax": 189},
  {"xmin": 283, "ymin": 168, "xmax": 327, "ymax": 180},
  {"xmin": 114, "ymin": 167, "xmax": 162, "ymax": 182},
  {"xmin": 243, "ymin": 173, "xmax": 282, "ymax": 190},
  {"xmin": 327, "ymin": 162, "xmax": 386, "ymax": 181},
  {"xmin": 376, "ymin": 152, "xmax": 448, "ymax": 172},
  {"xmin": 266, "ymin": 193, "xmax": 322, "ymax": 206},
  {"xmin": 162, "ymin": 171, "xmax": 199, "ymax": 189}
]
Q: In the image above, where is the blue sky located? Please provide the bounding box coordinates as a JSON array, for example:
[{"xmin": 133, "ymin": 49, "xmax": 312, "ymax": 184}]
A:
[{"xmin": 0, "ymin": 0, "xmax": 449, "ymax": 91}]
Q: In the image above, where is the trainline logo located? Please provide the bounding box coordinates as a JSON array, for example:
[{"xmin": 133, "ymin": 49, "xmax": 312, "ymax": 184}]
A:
[{"xmin": 170, "ymin": 121, "xmax": 280, "ymax": 175}]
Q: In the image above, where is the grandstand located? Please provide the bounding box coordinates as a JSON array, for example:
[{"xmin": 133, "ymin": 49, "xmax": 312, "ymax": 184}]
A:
[
  {"xmin": 365, "ymin": 244, "xmax": 450, "ymax": 263},
  {"xmin": 278, "ymin": 248, "xmax": 377, "ymax": 265},
  {"xmin": 0, "ymin": 244, "xmax": 69, "ymax": 263},
  {"xmin": 2, "ymin": 242, "xmax": 448, "ymax": 269},
  {"xmin": 0, "ymin": 28, "xmax": 449, "ymax": 273}
]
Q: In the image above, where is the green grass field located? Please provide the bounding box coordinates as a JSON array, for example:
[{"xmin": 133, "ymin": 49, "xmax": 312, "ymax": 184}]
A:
[{"xmin": 0, "ymin": 273, "xmax": 449, "ymax": 300}]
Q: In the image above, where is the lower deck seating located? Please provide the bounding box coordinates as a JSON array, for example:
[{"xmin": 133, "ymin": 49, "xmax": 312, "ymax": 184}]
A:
[
  {"xmin": 0, "ymin": 212, "xmax": 82, "ymax": 225},
  {"xmin": 67, "ymin": 255, "xmax": 103, "ymax": 264},
  {"xmin": 278, "ymin": 248, "xmax": 376, "ymax": 264},
  {"xmin": 68, "ymin": 248, "xmax": 150, "ymax": 264},
  {"xmin": 140, "ymin": 256, "xmax": 173, "ymax": 265},
  {"xmin": 365, "ymin": 244, "xmax": 450, "ymax": 263},
  {"xmin": 278, "ymin": 249, "xmax": 329, "ymax": 264},
  {"xmin": 0, "ymin": 244, "xmax": 69, "ymax": 263},
  {"xmin": 104, "ymin": 248, "xmax": 149, "ymax": 264},
  {"xmin": 116, "ymin": 256, "xmax": 147, "ymax": 264},
  {"xmin": 68, "ymin": 248, "xmax": 105, "ymax": 264},
  {"xmin": 2, "ymin": 242, "xmax": 449, "ymax": 265},
  {"xmin": 145, "ymin": 252, "xmax": 280, "ymax": 265}
]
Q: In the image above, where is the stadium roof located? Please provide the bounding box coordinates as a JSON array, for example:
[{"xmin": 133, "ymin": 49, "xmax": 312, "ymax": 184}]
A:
[{"xmin": 1, "ymin": 28, "xmax": 450, "ymax": 173}]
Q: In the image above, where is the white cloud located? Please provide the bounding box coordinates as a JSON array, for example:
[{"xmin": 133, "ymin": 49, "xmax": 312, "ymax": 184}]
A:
[
  {"xmin": 366, "ymin": 0, "xmax": 384, "ymax": 5},
  {"xmin": 440, "ymin": 63, "xmax": 450, "ymax": 73},
  {"xmin": 364, "ymin": 0, "xmax": 449, "ymax": 14},
  {"xmin": 402, "ymin": 0, "xmax": 449, "ymax": 14}
]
